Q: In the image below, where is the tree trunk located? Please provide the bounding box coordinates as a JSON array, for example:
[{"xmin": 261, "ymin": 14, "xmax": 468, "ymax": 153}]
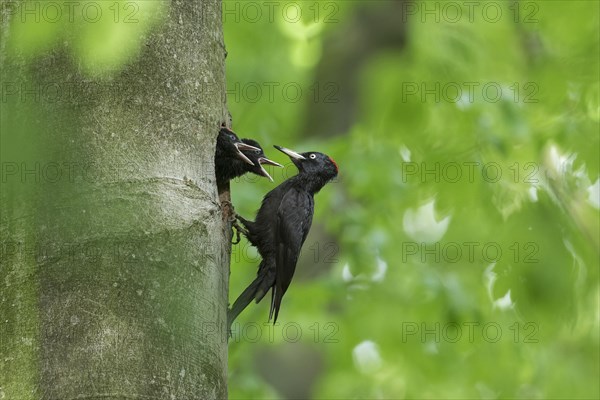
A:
[{"xmin": 1, "ymin": 1, "xmax": 229, "ymax": 398}]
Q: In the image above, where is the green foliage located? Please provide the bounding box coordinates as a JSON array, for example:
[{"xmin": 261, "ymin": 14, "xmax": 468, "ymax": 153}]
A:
[{"xmin": 225, "ymin": 1, "xmax": 599, "ymax": 399}]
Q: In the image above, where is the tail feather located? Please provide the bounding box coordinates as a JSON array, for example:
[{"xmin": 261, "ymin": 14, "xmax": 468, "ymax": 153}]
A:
[
  {"xmin": 269, "ymin": 284, "xmax": 283, "ymax": 324},
  {"xmin": 228, "ymin": 279, "xmax": 261, "ymax": 330},
  {"xmin": 227, "ymin": 260, "xmax": 272, "ymax": 329},
  {"xmin": 268, "ymin": 286, "xmax": 276, "ymax": 322}
]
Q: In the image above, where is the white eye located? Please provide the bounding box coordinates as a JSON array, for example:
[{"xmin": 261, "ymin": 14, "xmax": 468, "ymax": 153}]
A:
[{"xmin": 309, "ymin": 154, "xmax": 317, "ymax": 159}]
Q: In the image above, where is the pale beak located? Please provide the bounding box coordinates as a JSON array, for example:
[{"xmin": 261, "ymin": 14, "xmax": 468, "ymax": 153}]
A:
[
  {"xmin": 235, "ymin": 142, "xmax": 260, "ymax": 165},
  {"xmin": 257, "ymin": 157, "xmax": 283, "ymax": 182},
  {"xmin": 274, "ymin": 145, "xmax": 306, "ymax": 160},
  {"xmin": 259, "ymin": 157, "xmax": 283, "ymax": 168}
]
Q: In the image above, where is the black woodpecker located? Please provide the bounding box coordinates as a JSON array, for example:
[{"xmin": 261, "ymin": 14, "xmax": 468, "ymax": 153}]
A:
[
  {"xmin": 238, "ymin": 138, "xmax": 283, "ymax": 182},
  {"xmin": 215, "ymin": 127, "xmax": 260, "ymax": 187},
  {"xmin": 228, "ymin": 145, "xmax": 338, "ymax": 327}
]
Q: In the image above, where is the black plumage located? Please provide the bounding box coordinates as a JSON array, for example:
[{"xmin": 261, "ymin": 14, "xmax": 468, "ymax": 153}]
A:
[
  {"xmin": 228, "ymin": 145, "xmax": 339, "ymax": 326},
  {"xmin": 215, "ymin": 128, "xmax": 283, "ymax": 187},
  {"xmin": 215, "ymin": 127, "xmax": 259, "ymax": 187}
]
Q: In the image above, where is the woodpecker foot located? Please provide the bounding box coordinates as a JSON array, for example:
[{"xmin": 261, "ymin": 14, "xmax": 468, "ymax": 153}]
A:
[
  {"xmin": 220, "ymin": 200, "xmax": 247, "ymax": 244},
  {"xmin": 231, "ymin": 219, "xmax": 250, "ymax": 244},
  {"xmin": 233, "ymin": 214, "xmax": 250, "ymax": 236}
]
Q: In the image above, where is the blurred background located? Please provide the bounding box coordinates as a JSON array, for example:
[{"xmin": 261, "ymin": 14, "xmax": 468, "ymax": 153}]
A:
[{"xmin": 224, "ymin": 1, "xmax": 599, "ymax": 399}]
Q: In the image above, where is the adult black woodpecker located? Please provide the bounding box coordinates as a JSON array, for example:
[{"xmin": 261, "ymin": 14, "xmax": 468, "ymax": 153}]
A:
[
  {"xmin": 228, "ymin": 145, "xmax": 338, "ymax": 327},
  {"xmin": 215, "ymin": 127, "xmax": 260, "ymax": 188}
]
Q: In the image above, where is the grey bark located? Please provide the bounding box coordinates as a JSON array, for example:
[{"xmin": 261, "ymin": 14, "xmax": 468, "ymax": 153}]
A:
[{"xmin": 1, "ymin": 1, "xmax": 230, "ymax": 398}]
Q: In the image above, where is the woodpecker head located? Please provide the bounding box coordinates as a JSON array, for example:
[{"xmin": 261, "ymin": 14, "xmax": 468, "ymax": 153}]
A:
[
  {"xmin": 274, "ymin": 145, "xmax": 338, "ymax": 183},
  {"xmin": 216, "ymin": 127, "xmax": 259, "ymax": 165},
  {"xmin": 240, "ymin": 139, "xmax": 283, "ymax": 182}
]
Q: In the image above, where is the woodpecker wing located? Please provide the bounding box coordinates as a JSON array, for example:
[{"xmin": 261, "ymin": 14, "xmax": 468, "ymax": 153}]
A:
[{"xmin": 270, "ymin": 188, "xmax": 314, "ymax": 322}]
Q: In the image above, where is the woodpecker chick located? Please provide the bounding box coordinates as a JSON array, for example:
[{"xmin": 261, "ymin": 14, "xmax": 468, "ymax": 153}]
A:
[
  {"xmin": 228, "ymin": 145, "xmax": 338, "ymax": 326},
  {"xmin": 215, "ymin": 127, "xmax": 260, "ymax": 187},
  {"xmin": 239, "ymin": 139, "xmax": 283, "ymax": 182}
]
